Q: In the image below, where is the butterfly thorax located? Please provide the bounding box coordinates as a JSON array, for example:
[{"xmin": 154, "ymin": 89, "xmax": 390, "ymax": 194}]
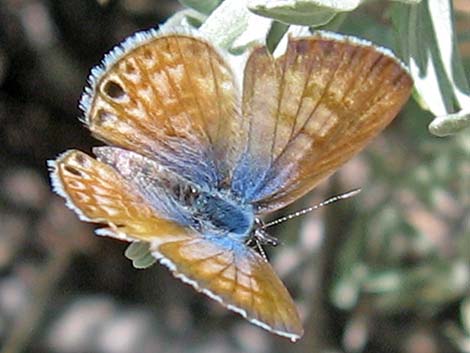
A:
[{"xmin": 189, "ymin": 189, "xmax": 255, "ymax": 241}]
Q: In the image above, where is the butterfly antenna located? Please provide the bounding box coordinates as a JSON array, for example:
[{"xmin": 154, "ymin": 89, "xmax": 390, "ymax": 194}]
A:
[{"xmin": 262, "ymin": 188, "xmax": 362, "ymax": 229}]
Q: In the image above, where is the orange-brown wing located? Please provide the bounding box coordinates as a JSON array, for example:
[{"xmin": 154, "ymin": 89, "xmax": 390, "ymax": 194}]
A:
[
  {"xmin": 48, "ymin": 150, "xmax": 188, "ymax": 242},
  {"xmin": 49, "ymin": 150, "xmax": 302, "ymax": 340},
  {"xmin": 150, "ymin": 235, "xmax": 303, "ymax": 341},
  {"xmin": 231, "ymin": 34, "xmax": 413, "ymax": 212},
  {"xmin": 80, "ymin": 31, "xmax": 241, "ymax": 187}
]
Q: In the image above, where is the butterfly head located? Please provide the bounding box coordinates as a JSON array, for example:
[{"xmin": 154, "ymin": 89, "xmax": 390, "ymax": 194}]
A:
[{"xmin": 252, "ymin": 218, "xmax": 280, "ymax": 247}]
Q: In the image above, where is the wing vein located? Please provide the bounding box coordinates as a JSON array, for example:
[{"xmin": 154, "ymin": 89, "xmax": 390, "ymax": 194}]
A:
[
  {"xmin": 174, "ymin": 38, "xmax": 212, "ymax": 145},
  {"xmin": 269, "ymin": 44, "xmax": 346, "ymax": 169},
  {"xmin": 268, "ymin": 56, "xmax": 284, "ymax": 171},
  {"xmin": 207, "ymin": 44, "xmax": 223, "ymax": 149}
]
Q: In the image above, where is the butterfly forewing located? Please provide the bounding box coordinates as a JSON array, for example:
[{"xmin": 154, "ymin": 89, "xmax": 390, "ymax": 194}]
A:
[
  {"xmin": 82, "ymin": 33, "xmax": 241, "ymax": 187},
  {"xmin": 231, "ymin": 35, "xmax": 413, "ymax": 212}
]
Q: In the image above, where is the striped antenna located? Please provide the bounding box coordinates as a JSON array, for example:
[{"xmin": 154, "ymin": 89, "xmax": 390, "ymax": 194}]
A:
[{"xmin": 262, "ymin": 188, "xmax": 362, "ymax": 229}]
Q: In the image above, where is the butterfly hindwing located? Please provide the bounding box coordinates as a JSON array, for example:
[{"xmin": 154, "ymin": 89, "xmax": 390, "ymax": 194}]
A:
[
  {"xmin": 152, "ymin": 234, "xmax": 303, "ymax": 341},
  {"xmin": 49, "ymin": 150, "xmax": 302, "ymax": 340},
  {"xmin": 49, "ymin": 150, "xmax": 188, "ymax": 241}
]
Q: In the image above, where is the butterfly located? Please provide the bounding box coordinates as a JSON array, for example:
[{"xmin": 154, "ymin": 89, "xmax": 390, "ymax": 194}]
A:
[{"xmin": 48, "ymin": 28, "xmax": 412, "ymax": 341}]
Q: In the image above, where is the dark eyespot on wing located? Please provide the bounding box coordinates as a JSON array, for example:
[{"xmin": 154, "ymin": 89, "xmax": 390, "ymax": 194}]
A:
[
  {"xmin": 103, "ymin": 80, "xmax": 126, "ymax": 99},
  {"xmin": 63, "ymin": 165, "xmax": 83, "ymax": 177}
]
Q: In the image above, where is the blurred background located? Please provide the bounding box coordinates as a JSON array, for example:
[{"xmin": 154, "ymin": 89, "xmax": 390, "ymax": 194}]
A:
[{"xmin": 0, "ymin": 1, "xmax": 468, "ymax": 353}]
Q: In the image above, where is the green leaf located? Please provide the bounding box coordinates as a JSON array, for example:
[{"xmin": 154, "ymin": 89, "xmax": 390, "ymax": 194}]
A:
[
  {"xmin": 266, "ymin": 21, "xmax": 289, "ymax": 53},
  {"xmin": 391, "ymin": 0, "xmax": 470, "ymax": 136},
  {"xmin": 124, "ymin": 242, "xmax": 156, "ymax": 269},
  {"xmin": 132, "ymin": 252, "xmax": 157, "ymax": 269},
  {"xmin": 160, "ymin": 8, "xmax": 207, "ymax": 30},
  {"xmin": 248, "ymin": 0, "xmax": 362, "ymax": 26},
  {"xmin": 428, "ymin": 109, "xmax": 470, "ymax": 136},
  {"xmin": 199, "ymin": 0, "xmax": 272, "ymax": 50}
]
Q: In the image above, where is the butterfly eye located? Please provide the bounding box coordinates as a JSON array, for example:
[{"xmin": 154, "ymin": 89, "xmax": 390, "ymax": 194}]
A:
[
  {"xmin": 102, "ymin": 80, "xmax": 126, "ymax": 100},
  {"xmin": 176, "ymin": 184, "xmax": 200, "ymax": 206},
  {"xmin": 171, "ymin": 184, "xmax": 181, "ymax": 199}
]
